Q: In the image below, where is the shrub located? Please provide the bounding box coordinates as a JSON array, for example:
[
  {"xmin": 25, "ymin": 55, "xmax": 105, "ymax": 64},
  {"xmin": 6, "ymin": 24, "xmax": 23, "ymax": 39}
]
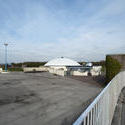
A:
[
  {"xmin": 8, "ymin": 68, "xmax": 23, "ymax": 72},
  {"xmin": 106, "ymin": 56, "xmax": 121, "ymax": 83}
]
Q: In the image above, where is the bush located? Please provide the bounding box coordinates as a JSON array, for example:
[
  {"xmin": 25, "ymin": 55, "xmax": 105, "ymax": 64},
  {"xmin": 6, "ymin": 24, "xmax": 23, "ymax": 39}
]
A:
[
  {"xmin": 11, "ymin": 62, "xmax": 47, "ymax": 67},
  {"xmin": 8, "ymin": 68, "xmax": 23, "ymax": 72},
  {"xmin": 106, "ymin": 56, "xmax": 121, "ymax": 83}
]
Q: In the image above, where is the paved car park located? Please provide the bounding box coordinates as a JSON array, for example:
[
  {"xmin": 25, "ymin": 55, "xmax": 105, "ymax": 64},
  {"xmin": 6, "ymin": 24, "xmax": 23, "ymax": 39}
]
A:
[{"xmin": 0, "ymin": 72, "xmax": 102, "ymax": 125}]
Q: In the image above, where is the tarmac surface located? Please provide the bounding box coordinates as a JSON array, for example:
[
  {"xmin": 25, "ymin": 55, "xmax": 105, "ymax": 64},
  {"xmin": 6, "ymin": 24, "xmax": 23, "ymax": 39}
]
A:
[
  {"xmin": 112, "ymin": 87, "xmax": 125, "ymax": 125},
  {"xmin": 0, "ymin": 72, "xmax": 102, "ymax": 125}
]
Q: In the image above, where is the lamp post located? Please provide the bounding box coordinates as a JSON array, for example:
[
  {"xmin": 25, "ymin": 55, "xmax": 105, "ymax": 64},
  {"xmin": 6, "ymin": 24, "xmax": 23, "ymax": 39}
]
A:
[{"xmin": 4, "ymin": 43, "xmax": 8, "ymax": 72}]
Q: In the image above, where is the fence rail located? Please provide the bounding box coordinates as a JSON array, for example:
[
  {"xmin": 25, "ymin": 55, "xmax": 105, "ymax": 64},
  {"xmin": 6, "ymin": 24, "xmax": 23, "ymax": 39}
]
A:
[{"xmin": 73, "ymin": 71, "xmax": 125, "ymax": 125}]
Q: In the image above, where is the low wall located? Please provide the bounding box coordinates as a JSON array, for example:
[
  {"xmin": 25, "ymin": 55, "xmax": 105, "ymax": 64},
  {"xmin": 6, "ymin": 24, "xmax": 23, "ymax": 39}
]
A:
[
  {"xmin": 23, "ymin": 67, "xmax": 48, "ymax": 72},
  {"xmin": 71, "ymin": 71, "xmax": 88, "ymax": 76},
  {"xmin": 49, "ymin": 68, "xmax": 66, "ymax": 76}
]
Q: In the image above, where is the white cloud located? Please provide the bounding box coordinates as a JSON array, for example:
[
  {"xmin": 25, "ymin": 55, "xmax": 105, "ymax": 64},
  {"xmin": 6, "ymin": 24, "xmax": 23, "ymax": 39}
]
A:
[{"xmin": 0, "ymin": 0, "xmax": 125, "ymax": 63}]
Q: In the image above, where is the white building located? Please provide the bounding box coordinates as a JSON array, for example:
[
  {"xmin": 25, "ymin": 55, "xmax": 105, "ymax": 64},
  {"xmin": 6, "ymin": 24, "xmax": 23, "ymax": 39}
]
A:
[
  {"xmin": 86, "ymin": 62, "xmax": 93, "ymax": 67},
  {"xmin": 45, "ymin": 57, "xmax": 102, "ymax": 76},
  {"xmin": 45, "ymin": 57, "xmax": 81, "ymax": 69},
  {"xmin": 45, "ymin": 57, "xmax": 81, "ymax": 76},
  {"xmin": 45, "ymin": 57, "xmax": 88, "ymax": 76}
]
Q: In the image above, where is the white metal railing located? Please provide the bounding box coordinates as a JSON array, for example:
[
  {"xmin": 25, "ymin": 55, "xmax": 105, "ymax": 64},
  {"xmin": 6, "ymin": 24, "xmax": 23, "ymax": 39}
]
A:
[{"xmin": 73, "ymin": 71, "xmax": 125, "ymax": 125}]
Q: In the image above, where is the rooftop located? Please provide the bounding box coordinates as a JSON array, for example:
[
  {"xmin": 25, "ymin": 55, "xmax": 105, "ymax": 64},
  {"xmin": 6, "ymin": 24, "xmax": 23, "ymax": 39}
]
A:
[{"xmin": 0, "ymin": 72, "xmax": 102, "ymax": 125}]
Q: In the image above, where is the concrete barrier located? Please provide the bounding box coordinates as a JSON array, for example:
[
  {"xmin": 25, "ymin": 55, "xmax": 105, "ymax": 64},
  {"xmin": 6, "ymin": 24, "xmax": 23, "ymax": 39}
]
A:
[
  {"xmin": 71, "ymin": 71, "xmax": 88, "ymax": 76},
  {"xmin": 48, "ymin": 68, "xmax": 66, "ymax": 76},
  {"xmin": 23, "ymin": 67, "xmax": 48, "ymax": 73}
]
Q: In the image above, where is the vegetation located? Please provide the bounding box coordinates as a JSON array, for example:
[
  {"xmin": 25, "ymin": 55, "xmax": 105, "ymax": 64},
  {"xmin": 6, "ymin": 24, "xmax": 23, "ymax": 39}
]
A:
[
  {"xmin": 0, "ymin": 65, "xmax": 23, "ymax": 72},
  {"xmin": 0, "ymin": 62, "xmax": 47, "ymax": 72},
  {"xmin": 79, "ymin": 60, "xmax": 105, "ymax": 66},
  {"xmin": 8, "ymin": 68, "xmax": 23, "ymax": 72},
  {"xmin": 11, "ymin": 62, "xmax": 47, "ymax": 67},
  {"xmin": 106, "ymin": 56, "xmax": 121, "ymax": 83},
  {"xmin": 101, "ymin": 65, "xmax": 106, "ymax": 73},
  {"xmin": 91, "ymin": 61, "xmax": 105, "ymax": 66}
]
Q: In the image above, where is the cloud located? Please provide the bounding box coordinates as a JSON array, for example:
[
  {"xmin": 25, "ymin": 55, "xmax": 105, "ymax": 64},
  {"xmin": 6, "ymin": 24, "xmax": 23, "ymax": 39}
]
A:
[{"xmin": 0, "ymin": 0, "xmax": 125, "ymax": 63}]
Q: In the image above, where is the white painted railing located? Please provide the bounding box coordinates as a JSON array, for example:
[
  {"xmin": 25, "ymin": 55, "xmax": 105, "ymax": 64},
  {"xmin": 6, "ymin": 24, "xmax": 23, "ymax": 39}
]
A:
[{"xmin": 73, "ymin": 71, "xmax": 125, "ymax": 125}]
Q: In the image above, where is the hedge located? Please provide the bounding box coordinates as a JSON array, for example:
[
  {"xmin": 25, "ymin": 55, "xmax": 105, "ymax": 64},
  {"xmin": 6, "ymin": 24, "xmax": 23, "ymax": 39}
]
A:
[
  {"xmin": 8, "ymin": 68, "xmax": 23, "ymax": 72},
  {"xmin": 106, "ymin": 56, "xmax": 121, "ymax": 83}
]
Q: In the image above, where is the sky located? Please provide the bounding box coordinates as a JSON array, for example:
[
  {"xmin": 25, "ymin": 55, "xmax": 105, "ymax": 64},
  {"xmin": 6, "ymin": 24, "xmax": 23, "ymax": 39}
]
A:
[{"xmin": 0, "ymin": 0, "xmax": 125, "ymax": 63}]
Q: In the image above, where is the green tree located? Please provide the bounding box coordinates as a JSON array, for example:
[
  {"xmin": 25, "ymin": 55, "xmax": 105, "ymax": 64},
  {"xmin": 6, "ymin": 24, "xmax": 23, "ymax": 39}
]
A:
[{"xmin": 106, "ymin": 56, "xmax": 121, "ymax": 83}]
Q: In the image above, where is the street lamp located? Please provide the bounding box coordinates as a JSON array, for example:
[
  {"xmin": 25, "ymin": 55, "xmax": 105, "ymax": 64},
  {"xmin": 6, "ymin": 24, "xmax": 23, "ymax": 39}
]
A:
[{"xmin": 4, "ymin": 43, "xmax": 8, "ymax": 72}]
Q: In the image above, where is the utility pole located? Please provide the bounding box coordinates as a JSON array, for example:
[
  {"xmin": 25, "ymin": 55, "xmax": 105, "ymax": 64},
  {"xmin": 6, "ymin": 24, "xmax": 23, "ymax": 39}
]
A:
[{"xmin": 4, "ymin": 43, "xmax": 8, "ymax": 72}]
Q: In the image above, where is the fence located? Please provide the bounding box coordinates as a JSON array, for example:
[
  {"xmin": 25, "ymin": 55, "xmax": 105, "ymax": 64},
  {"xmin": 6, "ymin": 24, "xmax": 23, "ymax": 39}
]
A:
[{"xmin": 73, "ymin": 71, "xmax": 125, "ymax": 125}]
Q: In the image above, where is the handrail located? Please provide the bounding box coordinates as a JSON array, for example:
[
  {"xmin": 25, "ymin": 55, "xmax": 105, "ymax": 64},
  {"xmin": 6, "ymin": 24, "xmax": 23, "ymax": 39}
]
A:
[{"xmin": 73, "ymin": 71, "xmax": 125, "ymax": 125}]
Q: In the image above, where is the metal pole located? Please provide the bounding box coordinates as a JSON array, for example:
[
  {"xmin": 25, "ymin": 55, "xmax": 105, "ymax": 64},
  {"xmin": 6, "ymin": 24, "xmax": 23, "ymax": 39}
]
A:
[{"xmin": 4, "ymin": 43, "xmax": 8, "ymax": 72}]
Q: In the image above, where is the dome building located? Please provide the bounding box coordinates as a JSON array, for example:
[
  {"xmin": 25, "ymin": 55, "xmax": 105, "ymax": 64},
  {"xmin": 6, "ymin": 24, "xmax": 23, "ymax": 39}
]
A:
[
  {"xmin": 44, "ymin": 57, "xmax": 86, "ymax": 76},
  {"xmin": 45, "ymin": 57, "xmax": 80, "ymax": 67},
  {"xmin": 44, "ymin": 57, "xmax": 101, "ymax": 76}
]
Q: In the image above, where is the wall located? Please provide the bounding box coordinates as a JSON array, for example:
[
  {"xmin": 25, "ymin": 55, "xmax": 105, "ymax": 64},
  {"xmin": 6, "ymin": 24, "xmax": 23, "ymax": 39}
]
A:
[
  {"xmin": 23, "ymin": 66, "xmax": 48, "ymax": 72},
  {"xmin": 0, "ymin": 68, "xmax": 2, "ymax": 73},
  {"xmin": 47, "ymin": 66, "xmax": 102, "ymax": 76},
  {"xmin": 71, "ymin": 71, "xmax": 88, "ymax": 76},
  {"xmin": 50, "ymin": 66, "xmax": 67, "ymax": 71},
  {"xmin": 48, "ymin": 68, "xmax": 66, "ymax": 76}
]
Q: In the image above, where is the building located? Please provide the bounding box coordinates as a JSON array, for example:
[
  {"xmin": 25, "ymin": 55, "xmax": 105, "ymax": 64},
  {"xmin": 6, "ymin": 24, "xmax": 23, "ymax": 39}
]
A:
[
  {"xmin": 45, "ymin": 57, "xmax": 81, "ymax": 68},
  {"xmin": 23, "ymin": 57, "xmax": 102, "ymax": 76},
  {"xmin": 44, "ymin": 57, "xmax": 102, "ymax": 76},
  {"xmin": 45, "ymin": 57, "xmax": 81, "ymax": 76}
]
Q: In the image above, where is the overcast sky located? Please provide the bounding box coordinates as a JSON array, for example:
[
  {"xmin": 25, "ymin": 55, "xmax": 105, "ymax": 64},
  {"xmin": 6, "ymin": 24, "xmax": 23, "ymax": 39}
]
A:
[{"xmin": 0, "ymin": 0, "xmax": 125, "ymax": 63}]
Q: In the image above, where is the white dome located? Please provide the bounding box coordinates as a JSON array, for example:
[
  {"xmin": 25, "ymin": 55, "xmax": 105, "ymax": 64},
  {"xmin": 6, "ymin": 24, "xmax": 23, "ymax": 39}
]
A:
[
  {"xmin": 86, "ymin": 62, "xmax": 93, "ymax": 67},
  {"xmin": 45, "ymin": 57, "xmax": 80, "ymax": 66}
]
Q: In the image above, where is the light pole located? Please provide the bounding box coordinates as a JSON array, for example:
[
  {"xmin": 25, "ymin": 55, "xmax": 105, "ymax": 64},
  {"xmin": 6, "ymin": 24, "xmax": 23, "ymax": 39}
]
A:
[{"xmin": 4, "ymin": 43, "xmax": 8, "ymax": 72}]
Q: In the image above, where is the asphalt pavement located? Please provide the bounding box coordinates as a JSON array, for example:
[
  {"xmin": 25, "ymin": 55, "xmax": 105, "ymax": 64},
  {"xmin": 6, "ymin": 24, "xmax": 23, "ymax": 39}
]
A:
[{"xmin": 0, "ymin": 72, "xmax": 102, "ymax": 125}]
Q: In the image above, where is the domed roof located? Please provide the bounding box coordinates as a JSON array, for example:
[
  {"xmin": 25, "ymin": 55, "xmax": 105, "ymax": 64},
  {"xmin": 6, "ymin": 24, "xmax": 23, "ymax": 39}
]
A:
[
  {"xmin": 45, "ymin": 57, "xmax": 80, "ymax": 66},
  {"xmin": 86, "ymin": 62, "xmax": 93, "ymax": 67}
]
